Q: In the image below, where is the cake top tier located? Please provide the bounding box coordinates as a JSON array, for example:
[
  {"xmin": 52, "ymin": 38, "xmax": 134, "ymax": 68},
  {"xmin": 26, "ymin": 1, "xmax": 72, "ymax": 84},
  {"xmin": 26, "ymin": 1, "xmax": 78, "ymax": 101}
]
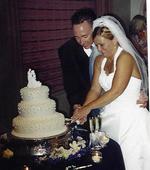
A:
[{"xmin": 20, "ymin": 85, "xmax": 49, "ymax": 101}]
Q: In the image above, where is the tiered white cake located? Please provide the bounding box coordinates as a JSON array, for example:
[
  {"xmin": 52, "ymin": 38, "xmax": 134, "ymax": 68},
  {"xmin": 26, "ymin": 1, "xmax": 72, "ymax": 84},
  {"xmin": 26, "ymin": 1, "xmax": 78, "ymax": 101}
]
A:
[{"xmin": 11, "ymin": 69, "xmax": 67, "ymax": 139}]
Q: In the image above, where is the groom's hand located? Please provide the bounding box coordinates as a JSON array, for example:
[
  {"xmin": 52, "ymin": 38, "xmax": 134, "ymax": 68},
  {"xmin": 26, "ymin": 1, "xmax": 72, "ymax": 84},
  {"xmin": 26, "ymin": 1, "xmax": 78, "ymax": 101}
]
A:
[{"xmin": 136, "ymin": 90, "xmax": 148, "ymax": 108}]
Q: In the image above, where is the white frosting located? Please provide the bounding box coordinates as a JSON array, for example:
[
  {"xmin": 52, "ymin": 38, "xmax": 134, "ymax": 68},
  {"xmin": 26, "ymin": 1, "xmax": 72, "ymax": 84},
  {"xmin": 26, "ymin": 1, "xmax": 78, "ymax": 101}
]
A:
[{"xmin": 12, "ymin": 78, "xmax": 67, "ymax": 138}]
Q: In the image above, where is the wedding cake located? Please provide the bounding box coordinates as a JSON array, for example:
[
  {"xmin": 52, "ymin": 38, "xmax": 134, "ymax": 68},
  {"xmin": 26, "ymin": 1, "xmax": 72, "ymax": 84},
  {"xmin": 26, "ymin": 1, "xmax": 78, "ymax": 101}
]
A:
[{"xmin": 11, "ymin": 69, "xmax": 67, "ymax": 139}]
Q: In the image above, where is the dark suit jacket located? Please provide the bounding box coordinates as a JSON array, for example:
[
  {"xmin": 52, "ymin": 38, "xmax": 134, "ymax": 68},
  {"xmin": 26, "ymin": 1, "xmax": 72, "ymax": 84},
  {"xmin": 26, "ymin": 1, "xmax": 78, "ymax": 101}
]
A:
[{"xmin": 58, "ymin": 38, "xmax": 91, "ymax": 114}]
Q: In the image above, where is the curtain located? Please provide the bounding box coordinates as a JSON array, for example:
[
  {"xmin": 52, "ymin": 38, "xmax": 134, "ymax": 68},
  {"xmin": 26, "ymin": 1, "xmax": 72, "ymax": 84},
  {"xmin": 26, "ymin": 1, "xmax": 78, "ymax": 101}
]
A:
[
  {"xmin": 96, "ymin": 0, "xmax": 112, "ymax": 17},
  {"xmin": 17, "ymin": 0, "xmax": 96, "ymax": 94}
]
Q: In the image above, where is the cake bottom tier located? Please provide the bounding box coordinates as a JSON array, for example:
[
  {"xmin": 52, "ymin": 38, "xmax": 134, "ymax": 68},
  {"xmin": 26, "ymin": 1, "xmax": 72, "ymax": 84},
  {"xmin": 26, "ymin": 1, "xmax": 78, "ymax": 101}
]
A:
[{"xmin": 11, "ymin": 113, "xmax": 67, "ymax": 139}]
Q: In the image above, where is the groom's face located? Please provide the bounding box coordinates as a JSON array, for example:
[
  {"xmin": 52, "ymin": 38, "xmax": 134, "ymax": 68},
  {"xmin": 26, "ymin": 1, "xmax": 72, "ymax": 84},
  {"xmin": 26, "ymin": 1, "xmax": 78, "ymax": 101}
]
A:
[{"xmin": 73, "ymin": 21, "xmax": 93, "ymax": 49}]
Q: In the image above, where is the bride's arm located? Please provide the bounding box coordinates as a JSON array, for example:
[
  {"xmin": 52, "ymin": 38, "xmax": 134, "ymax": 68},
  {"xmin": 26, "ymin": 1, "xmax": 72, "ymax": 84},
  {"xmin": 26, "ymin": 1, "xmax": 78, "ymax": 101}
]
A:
[
  {"xmin": 72, "ymin": 52, "xmax": 135, "ymax": 122},
  {"xmin": 85, "ymin": 52, "xmax": 134, "ymax": 109}
]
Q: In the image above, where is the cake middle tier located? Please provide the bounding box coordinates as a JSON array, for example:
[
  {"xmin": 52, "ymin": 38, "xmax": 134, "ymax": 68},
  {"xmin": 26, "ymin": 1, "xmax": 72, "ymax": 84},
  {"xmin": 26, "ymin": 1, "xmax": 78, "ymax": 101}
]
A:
[{"xmin": 18, "ymin": 99, "xmax": 56, "ymax": 117}]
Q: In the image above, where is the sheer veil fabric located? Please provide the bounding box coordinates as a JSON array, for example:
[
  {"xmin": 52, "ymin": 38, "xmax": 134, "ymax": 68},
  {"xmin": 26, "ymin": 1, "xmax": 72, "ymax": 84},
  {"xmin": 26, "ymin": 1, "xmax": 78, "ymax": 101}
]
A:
[{"xmin": 93, "ymin": 16, "xmax": 148, "ymax": 94}]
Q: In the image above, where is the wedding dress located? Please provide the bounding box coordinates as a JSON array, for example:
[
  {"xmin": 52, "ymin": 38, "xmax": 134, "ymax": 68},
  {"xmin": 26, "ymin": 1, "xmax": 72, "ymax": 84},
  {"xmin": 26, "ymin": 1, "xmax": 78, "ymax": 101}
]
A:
[{"xmin": 100, "ymin": 46, "xmax": 150, "ymax": 170}]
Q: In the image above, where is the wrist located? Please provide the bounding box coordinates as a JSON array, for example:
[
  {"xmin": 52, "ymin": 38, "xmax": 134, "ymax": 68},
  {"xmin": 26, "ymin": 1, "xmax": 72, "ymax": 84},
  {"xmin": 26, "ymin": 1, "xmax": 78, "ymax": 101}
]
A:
[{"xmin": 84, "ymin": 103, "xmax": 94, "ymax": 113}]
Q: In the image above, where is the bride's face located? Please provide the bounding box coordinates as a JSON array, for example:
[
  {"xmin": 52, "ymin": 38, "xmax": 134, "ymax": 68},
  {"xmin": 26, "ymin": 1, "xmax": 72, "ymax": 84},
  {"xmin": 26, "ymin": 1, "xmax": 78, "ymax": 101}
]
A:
[{"xmin": 94, "ymin": 35, "xmax": 116, "ymax": 58}]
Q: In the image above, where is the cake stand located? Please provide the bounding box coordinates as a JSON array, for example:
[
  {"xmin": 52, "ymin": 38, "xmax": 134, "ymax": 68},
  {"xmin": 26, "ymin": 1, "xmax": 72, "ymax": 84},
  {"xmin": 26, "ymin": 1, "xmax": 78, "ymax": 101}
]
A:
[
  {"xmin": 0, "ymin": 125, "xmax": 90, "ymax": 169},
  {"xmin": 9, "ymin": 128, "xmax": 70, "ymax": 157}
]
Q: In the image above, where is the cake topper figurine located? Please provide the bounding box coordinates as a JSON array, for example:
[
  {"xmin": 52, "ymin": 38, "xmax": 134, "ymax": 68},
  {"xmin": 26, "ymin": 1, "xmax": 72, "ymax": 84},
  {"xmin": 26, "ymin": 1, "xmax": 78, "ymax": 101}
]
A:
[{"xmin": 27, "ymin": 69, "xmax": 41, "ymax": 88}]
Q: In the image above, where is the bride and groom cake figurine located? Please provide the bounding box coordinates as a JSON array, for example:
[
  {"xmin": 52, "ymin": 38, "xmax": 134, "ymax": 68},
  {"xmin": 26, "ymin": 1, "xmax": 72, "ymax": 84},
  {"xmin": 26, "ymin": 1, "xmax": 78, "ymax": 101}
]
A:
[{"xmin": 27, "ymin": 68, "xmax": 41, "ymax": 88}]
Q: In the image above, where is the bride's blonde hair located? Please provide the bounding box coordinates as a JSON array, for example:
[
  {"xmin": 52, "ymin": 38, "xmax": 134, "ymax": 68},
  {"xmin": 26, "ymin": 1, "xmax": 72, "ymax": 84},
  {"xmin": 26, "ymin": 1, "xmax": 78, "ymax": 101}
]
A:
[{"xmin": 93, "ymin": 26, "xmax": 114, "ymax": 40}]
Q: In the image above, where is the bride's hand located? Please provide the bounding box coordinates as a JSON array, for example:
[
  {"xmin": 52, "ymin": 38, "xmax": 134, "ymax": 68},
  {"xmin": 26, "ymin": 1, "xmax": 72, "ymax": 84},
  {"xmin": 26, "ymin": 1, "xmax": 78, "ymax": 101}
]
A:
[{"xmin": 71, "ymin": 106, "xmax": 91, "ymax": 124}]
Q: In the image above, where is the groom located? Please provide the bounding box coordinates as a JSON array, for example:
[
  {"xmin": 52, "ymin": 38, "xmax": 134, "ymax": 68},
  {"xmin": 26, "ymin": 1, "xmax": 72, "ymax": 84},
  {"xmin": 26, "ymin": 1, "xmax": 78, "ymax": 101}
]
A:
[{"xmin": 58, "ymin": 8, "xmax": 99, "ymax": 117}]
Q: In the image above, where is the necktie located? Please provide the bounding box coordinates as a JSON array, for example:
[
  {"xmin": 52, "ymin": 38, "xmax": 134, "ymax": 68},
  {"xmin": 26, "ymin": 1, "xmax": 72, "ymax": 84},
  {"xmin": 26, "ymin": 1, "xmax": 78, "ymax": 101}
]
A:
[{"xmin": 89, "ymin": 46, "xmax": 94, "ymax": 81}]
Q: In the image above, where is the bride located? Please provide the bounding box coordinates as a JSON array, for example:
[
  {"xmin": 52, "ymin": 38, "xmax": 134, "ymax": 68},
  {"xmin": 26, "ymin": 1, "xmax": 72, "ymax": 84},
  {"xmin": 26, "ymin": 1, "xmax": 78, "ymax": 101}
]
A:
[{"xmin": 72, "ymin": 16, "xmax": 150, "ymax": 170}]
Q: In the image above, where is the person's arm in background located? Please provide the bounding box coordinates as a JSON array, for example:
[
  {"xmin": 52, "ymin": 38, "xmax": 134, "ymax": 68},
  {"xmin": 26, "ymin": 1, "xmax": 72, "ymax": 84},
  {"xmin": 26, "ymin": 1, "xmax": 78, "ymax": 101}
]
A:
[
  {"xmin": 131, "ymin": 34, "xmax": 147, "ymax": 57},
  {"xmin": 130, "ymin": 34, "xmax": 148, "ymax": 107}
]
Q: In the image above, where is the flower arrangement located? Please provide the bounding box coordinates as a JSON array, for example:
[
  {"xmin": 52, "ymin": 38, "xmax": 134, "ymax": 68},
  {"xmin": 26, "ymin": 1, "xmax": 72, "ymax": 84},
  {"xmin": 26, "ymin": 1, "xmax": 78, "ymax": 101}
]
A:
[{"xmin": 49, "ymin": 136, "xmax": 86, "ymax": 159}]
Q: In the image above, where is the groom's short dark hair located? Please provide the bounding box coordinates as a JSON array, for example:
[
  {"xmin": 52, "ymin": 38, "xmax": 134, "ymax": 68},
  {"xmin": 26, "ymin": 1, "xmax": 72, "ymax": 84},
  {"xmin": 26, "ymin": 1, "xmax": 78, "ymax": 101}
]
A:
[{"xmin": 71, "ymin": 8, "xmax": 97, "ymax": 26}]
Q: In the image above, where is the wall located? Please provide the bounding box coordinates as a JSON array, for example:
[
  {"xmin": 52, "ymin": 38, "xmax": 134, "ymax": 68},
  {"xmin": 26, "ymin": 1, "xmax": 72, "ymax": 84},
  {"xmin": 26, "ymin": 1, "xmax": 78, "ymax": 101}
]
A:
[
  {"xmin": 130, "ymin": 0, "xmax": 146, "ymax": 19},
  {"xmin": 112, "ymin": 0, "xmax": 146, "ymax": 23},
  {"xmin": 111, "ymin": 0, "xmax": 130, "ymax": 31}
]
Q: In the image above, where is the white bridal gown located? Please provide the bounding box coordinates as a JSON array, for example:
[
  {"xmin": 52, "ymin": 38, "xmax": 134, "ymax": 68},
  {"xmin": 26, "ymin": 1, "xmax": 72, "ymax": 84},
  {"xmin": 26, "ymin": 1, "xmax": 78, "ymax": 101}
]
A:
[{"xmin": 100, "ymin": 46, "xmax": 150, "ymax": 170}]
